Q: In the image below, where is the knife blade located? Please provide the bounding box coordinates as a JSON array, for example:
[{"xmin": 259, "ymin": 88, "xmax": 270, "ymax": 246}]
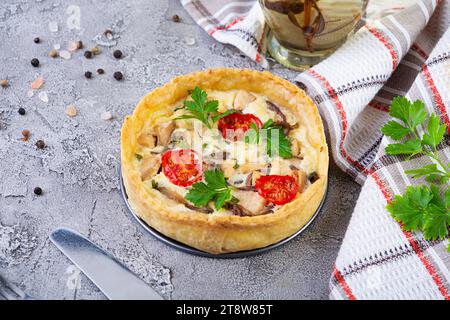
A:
[{"xmin": 50, "ymin": 227, "xmax": 163, "ymax": 300}]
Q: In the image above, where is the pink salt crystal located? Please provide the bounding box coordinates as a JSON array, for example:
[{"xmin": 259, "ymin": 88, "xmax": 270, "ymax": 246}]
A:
[
  {"xmin": 68, "ymin": 41, "xmax": 78, "ymax": 52},
  {"xmin": 31, "ymin": 77, "xmax": 44, "ymax": 89}
]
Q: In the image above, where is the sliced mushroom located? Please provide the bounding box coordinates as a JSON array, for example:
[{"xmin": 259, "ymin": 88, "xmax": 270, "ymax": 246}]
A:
[
  {"xmin": 267, "ymin": 101, "xmax": 287, "ymax": 123},
  {"xmin": 140, "ymin": 154, "xmax": 161, "ymax": 181},
  {"xmin": 308, "ymin": 171, "xmax": 320, "ymax": 184},
  {"xmin": 158, "ymin": 186, "xmax": 186, "ymax": 203},
  {"xmin": 168, "ymin": 128, "xmax": 191, "ymax": 149},
  {"xmin": 137, "ymin": 131, "xmax": 157, "ymax": 148},
  {"xmin": 159, "ymin": 186, "xmax": 213, "ymax": 213},
  {"xmin": 233, "ymin": 90, "xmax": 256, "ymax": 110},
  {"xmin": 185, "ymin": 203, "xmax": 213, "ymax": 214},
  {"xmin": 232, "ymin": 190, "xmax": 267, "ymax": 216},
  {"xmin": 155, "ymin": 121, "xmax": 176, "ymax": 146},
  {"xmin": 266, "ymin": 101, "xmax": 298, "ymax": 131}
]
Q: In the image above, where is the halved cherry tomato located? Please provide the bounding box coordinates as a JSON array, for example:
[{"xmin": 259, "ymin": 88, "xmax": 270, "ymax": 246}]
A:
[
  {"xmin": 255, "ymin": 175, "xmax": 299, "ymax": 205},
  {"xmin": 162, "ymin": 149, "xmax": 203, "ymax": 187},
  {"xmin": 218, "ymin": 113, "xmax": 263, "ymax": 141}
]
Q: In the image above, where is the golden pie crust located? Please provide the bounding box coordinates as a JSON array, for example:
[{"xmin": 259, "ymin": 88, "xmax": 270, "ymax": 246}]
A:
[{"xmin": 121, "ymin": 68, "xmax": 328, "ymax": 254}]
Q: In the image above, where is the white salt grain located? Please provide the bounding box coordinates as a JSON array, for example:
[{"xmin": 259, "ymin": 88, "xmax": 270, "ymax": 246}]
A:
[
  {"xmin": 53, "ymin": 43, "xmax": 61, "ymax": 50},
  {"xmin": 185, "ymin": 37, "xmax": 196, "ymax": 46},
  {"xmin": 101, "ymin": 111, "xmax": 112, "ymax": 121},
  {"xmin": 49, "ymin": 21, "xmax": 58, "ymax": 33},
  {"xmin": 38, "ymin": 91, "xmax": 49, "ymax": 103},
  {"xmin": 59, "ymin": 50, "xmax": 71, "ymax": 60},
  {"xmin": 27, "ymin": 90, "xmax": 34, "ymax": 98}
]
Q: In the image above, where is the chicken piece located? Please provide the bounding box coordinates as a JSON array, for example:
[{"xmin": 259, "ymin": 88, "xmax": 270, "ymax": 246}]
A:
[
  {"xmin": 155, "ymin": 121, "xmax": 175, "ymax": 146},
  {"xmin": 291, "ymin": 139, "xmax": 301, "ymax": 156},
  {"xmin": 140, "ymin": 154, "xmax": 161, "ymax": 181},
  {"xmin": 233, "ymin": 90, "xmax": 256, "ymax": 110},
  {"xmin": 232, "ymin": 190, "xmax": 267, "ymax": 216},
  {"xmin": 251, "ymin": 171, "xmax": 262, "ymax": 185},
  {"xmin": 269, "ymin": 158, "xmax": 292, "ymax": 175},
  {"xmin": 221, "ymin": 160, "xmax": 237, "ymax": 179},
  {"xmin": 291, "ymin": 169, "xmax": 308, "ymax": 192},
  {"xmin": 233, "ymin": 190, "xmax": 266, "ymax": 216},
  {"xmin": 137, "ymin": 131, "xmax": 157, "ymax": 148},
  {"xmin": 239, "ymin": 162, "xmax": 267, "ymax": 174}
]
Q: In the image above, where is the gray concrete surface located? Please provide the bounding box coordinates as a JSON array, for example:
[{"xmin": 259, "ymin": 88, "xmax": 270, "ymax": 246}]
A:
[{"xmin": 0, "ymin": 0, "xmax": 361, "ymax": 299}]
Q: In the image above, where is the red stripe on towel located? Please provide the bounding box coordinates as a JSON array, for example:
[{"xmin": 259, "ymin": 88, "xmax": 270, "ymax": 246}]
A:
[
  {"xmin": 365, "ymin": 25, "xmax": 398, "ymax": 71},
  {"xmin": 333, "ymin": 266, "xmax": 356, "ymax": 300},
  {"xmin": 208, "ymin": 16, "xmax": 244, "ymax": 36},
  {"xmin": 422, "ymin": 64, "xmax": 450, "ymax": 133}
]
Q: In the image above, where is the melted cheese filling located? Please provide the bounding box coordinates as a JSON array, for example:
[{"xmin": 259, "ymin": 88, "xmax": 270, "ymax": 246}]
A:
[{"xmin": 135, "ymin": 90, "xmax": 319, "ymax": 215}]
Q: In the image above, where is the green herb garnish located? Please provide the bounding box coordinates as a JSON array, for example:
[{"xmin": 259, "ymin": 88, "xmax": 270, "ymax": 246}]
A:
[
  {"xmin": 245, "ymin": 119, "xmax": 293, "ymax": 158},
  {"xmin": 381, "ymin": 97, "xmax": 449, "ymax": 251},
  {"xmin": 175, "ymin": 87, "xmax": 234, "ymax": 129},
  {"xmin": 151, "ymin": 180, "xmax": 159, "ymax": 189},
  {"xmin": 135, "ymin": 154, "xmax": 143, "ymax": 160},
  {"xmin": 185, "ymin": 169, "xmax": 235, "ymax": 210}
]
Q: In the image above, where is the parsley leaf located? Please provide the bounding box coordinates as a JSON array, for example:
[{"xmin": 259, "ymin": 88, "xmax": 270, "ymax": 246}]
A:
[
  {"xmin": 245, "ymin": 119, "xmax": 293, "ymax": 159},
  {"xmin": 422, "ymin": 113, "xmax": 446, "ymax": 150},
  {"xmin": 176, "ymin": 87, "xmax": 228, "ymax": 129},
  {"xmin": 387, "ymin": 185, "xmax": 433, "ymax": 231},
  {"xmin": 244, "ymin": 122, "xmax": 260, "ymax": 144},
  {"xmin": 211, "ymin": 108, "xmax": 237, "ymax": 123},
  {"xmin": 185, "ymin": 169, "xmax": 234, "ymax": 210},
  {"xmin": 389, "ymin": 97, "xmax": 427, "ymax": 129},
  {"xmin": 381, "ymin": 120, "xmax": 411, "ymax": 140},
  {"xmin": 267, "ymin": 126, "xmax": 293, "ymax": 158},
  {"xmin": 405, "ymin": 164, "xmax": 442, "ymax": 179},
  {"xmin": 385, "ymin": 139, "xmax": 422, "ymax": 156}
]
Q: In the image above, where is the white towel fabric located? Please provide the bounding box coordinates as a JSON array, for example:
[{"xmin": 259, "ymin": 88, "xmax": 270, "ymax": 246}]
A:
[{"xmin": 182, "ymin": 0, "xmax": 450, "ymax": 299}]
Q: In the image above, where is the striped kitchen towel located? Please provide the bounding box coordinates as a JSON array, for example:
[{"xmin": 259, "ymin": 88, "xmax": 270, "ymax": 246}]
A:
[{"xmin": 182, "ymin": 0, "xmax": 450, "ymax": 299}]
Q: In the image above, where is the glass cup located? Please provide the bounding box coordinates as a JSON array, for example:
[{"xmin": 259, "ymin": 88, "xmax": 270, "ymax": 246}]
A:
[{"xmin": 260, "ymin": 0, "xmax": 368, "ymax": 70}]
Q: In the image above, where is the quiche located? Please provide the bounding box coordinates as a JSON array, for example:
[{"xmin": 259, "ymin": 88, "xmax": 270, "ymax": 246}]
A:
[{"xmin": 121, "ymin": 68, "xmax": 328, "ymax": 254}]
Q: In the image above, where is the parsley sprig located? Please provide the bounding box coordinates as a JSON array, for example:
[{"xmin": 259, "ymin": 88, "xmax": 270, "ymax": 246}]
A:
[
  {"xmin": 185, "ymin": 169, "xmax": 236, "ymax": 210},
  {"xmin": 382, "ymin": 97, "xmax": 450, "ymax": 183},
  {"xmin": 245, "ymin": 119, "xmax": 293, "ymax": 159},
  {"xmin": 176, "ymin": 87, "xmax": 235, "ymax": 129},
  {"xmin": 381, "ymin": 97, "xmax": 449, "ymax": 251}
]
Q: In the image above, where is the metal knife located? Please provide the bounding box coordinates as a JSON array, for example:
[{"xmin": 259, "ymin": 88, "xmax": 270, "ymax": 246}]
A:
[{"xmin": 50, "ymin": 227, "xmax": 163, "ymax": 300}]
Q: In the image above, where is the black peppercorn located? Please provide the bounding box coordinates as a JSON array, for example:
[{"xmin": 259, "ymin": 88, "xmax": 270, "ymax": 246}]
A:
[
  {"xmin": 76, "ymin": 40, "xmax": 83, "ymax": 49},
  {"xmin": 113, "ymin": 71, "xmax": 123, "ymax": 81},
  {"xmin": 31, "ymin": 58, "xmax": 40, "ymax": 67},
  {"xmin": 172, "ymin": 14, "xmax": 181, "ymax": 23},
  {"xmin": 35, "ymin": 139, "xmax": 45, "ymax": 149},
  {"xmin": 97, "ymin": 68, "xmax": 105, "ymax": 74},
  {"xmin": 33, "ymin": 187, "xmax": 43, "ymax": 195},
  {"xmin": 84, "ymin": 71, "xmax": 92, "ymax": 79},
  {"xmin": 33, "ymin": 37, "xmax": 40, "ymax": 44},
  {"xmin": 113, "ymin": 50, "xmax": 122, "ymax": 59},
  {"xmin": 84, "ymin": 50, "xmax": 93, "ymax": 59},
  {"xmin": 18, "ymin": 107, "xmax": 26, "ymax": 115}
]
